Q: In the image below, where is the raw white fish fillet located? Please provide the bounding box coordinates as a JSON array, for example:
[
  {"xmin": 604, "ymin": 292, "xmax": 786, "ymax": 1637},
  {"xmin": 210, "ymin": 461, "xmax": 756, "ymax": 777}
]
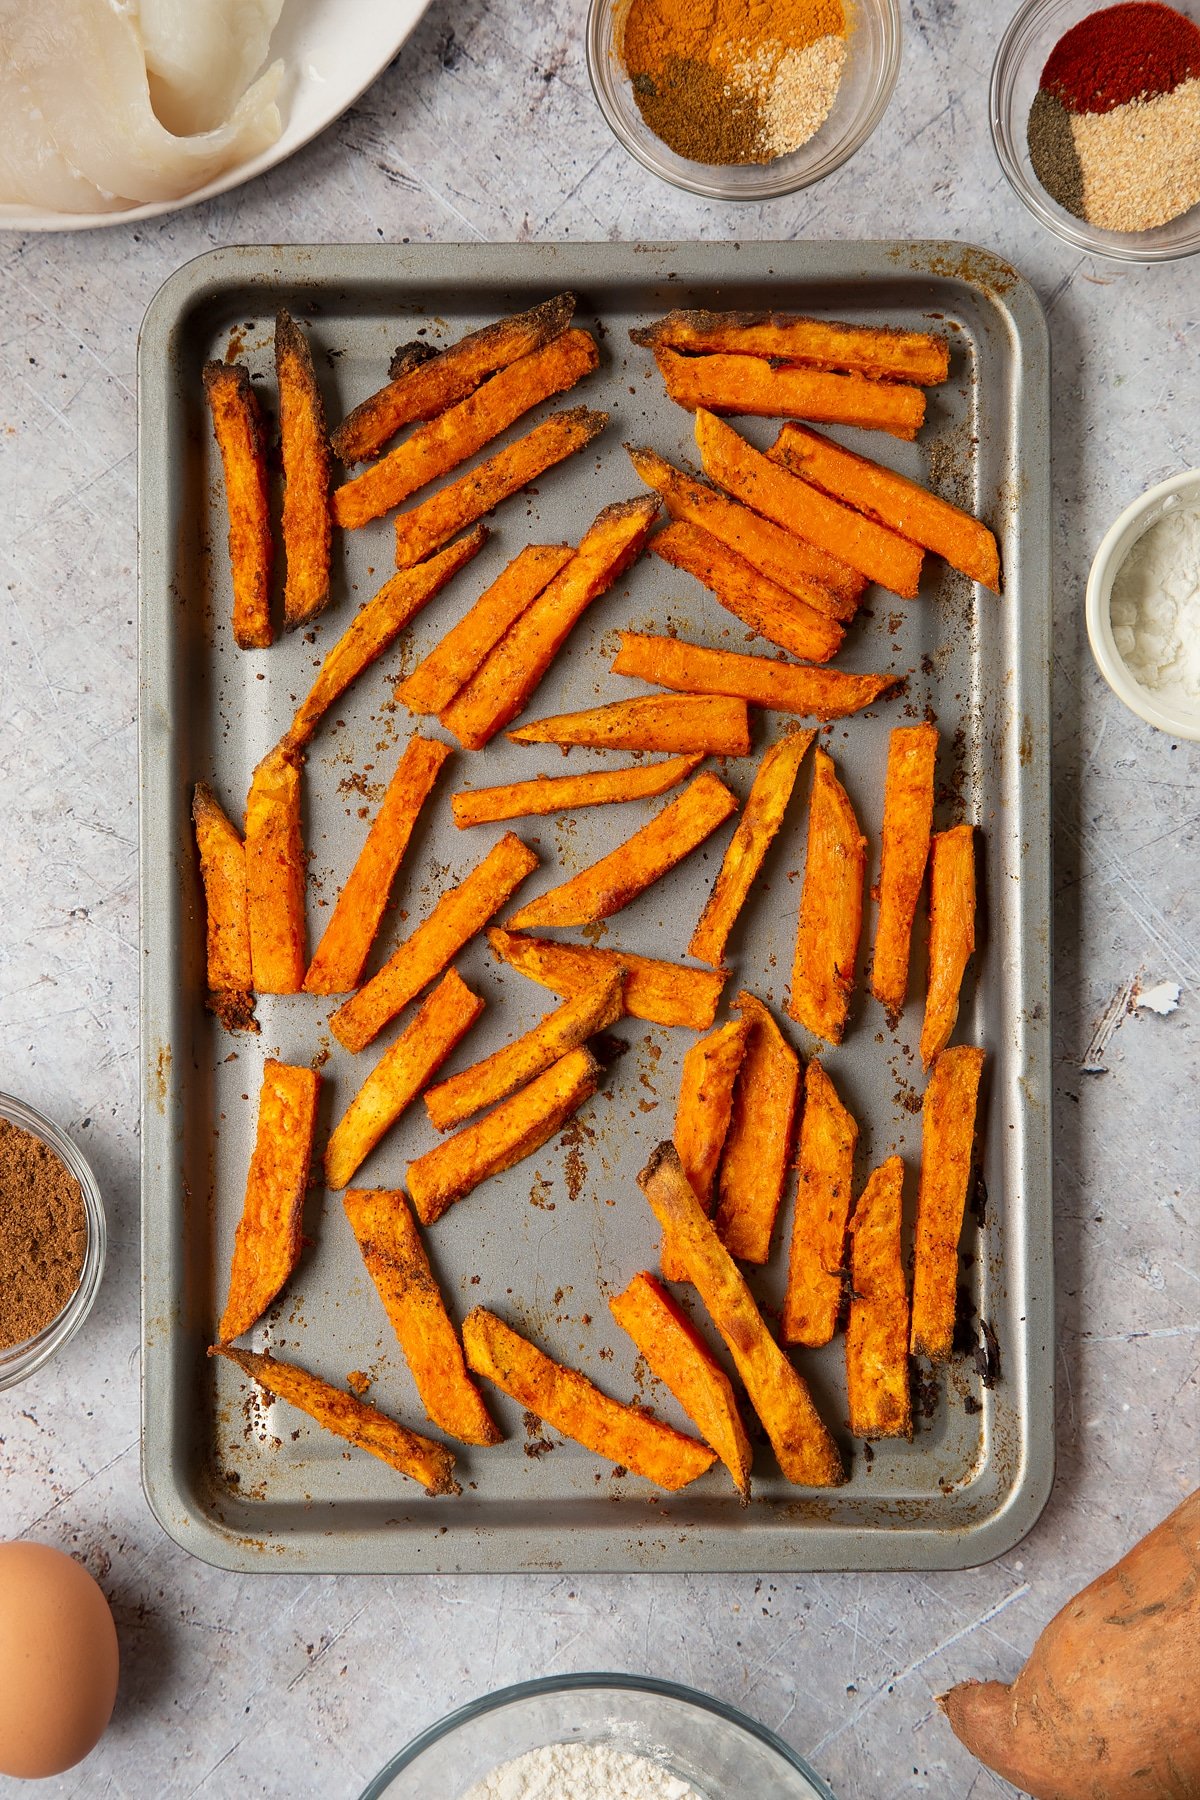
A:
[{"xmin": 140, "ymin": 0, "xmax": 285, "ymax": 135}]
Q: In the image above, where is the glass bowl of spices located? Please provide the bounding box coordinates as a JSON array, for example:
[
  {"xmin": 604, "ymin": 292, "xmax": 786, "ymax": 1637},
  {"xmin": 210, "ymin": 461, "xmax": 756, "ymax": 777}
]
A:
[
  {"xmin": 586, "ymin": 0, "xmax": 902, "ymax": 199},
  {"xmin": 0, "ymin": 1094, "xmax": 106, "ymax": 1391},
  {"xmin": 991, "ymin": 0, "xmax": 1200, "ymax": 259}
]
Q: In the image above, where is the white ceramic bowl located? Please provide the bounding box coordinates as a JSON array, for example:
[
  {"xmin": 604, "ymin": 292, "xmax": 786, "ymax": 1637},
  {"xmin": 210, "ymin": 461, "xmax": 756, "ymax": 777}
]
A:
[{"xmin": 1085, "ymin": 470, "xmax": 1200, "ymax": 742}]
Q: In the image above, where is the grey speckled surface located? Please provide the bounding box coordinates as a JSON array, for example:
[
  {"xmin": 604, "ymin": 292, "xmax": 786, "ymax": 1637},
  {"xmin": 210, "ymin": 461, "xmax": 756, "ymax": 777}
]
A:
[{"xmin": 0, "ymin": 2, "xmax": 1196, "ymax": 1796}]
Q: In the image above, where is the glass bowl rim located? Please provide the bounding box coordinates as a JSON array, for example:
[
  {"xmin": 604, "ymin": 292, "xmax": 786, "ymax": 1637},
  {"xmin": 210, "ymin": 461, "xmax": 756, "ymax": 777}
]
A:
[
  {"xmin": 0, "ymin": 1091, "xmax": 107, "ymax": 1391},
  {"xmin": 359, "ymin": 1671, "xmax": 836, "ymax": 1798},
  {"xmin": 584, "ymin": 0, "xmax": 903, "ymax": 201}
]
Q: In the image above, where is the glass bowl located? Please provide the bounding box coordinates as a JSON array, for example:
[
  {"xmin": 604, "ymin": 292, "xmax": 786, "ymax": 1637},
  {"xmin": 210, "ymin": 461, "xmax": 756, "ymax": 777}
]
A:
[
  {"xmin": 360, "ymin": 1674, "xmax": 835, "ymax": 1799},
  {"xmin": 586, "ymin": 0, "xmax": 901, "ymax": 200},
  {"xmin": 0, "ymin": 1094, "xmax": 106, "ymax": 1391},
  {"xmin": 990, "ymin": 0, "xmax": 1200, "ymax": 261}
]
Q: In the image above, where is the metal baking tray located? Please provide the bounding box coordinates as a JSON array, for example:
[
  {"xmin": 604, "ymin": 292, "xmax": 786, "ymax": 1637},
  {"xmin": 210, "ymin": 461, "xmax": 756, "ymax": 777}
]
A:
[{"xmin": 139, "ymin": 242, "xmax": 1052, "ymax": 1573}]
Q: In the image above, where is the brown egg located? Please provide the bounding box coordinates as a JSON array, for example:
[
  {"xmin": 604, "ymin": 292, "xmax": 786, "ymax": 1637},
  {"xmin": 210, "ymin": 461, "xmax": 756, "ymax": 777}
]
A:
[{"xmin": 0, "ymin": 1543, "xmax": 120, "ymax": 1779}]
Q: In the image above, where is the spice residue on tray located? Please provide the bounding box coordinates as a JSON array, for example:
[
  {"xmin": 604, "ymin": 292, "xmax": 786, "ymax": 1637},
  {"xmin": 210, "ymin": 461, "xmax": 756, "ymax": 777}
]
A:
[
  {"xmin": 0, "ymin": 1118, "xmax": 87, "ymax": 1350},
  {"xmin": 621, "ymin": 0, "xmax": 849, "ymax": 165}
]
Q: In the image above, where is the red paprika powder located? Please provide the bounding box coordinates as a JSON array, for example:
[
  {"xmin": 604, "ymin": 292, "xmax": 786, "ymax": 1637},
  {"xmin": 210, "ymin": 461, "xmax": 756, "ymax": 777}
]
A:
[{"xmin": 1041, "ymin": 1, "xmax": 1200, "ymax": 114}]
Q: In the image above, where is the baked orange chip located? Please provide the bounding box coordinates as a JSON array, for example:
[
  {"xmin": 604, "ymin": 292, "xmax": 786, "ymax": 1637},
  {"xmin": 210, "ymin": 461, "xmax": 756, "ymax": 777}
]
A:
[
  {"xmin": 846, "ymin": 1156, "xmax": 912, "ymax": 1440},
  {"xmin": 689, "ymin": 732, "xmax": 814, "ymax": 970},
  {"xmin": 665, "ymin": 1017, "xmax": 749, "ymax": 1281},
  {"xmin": 871, "ymin": 723, "xmax": 938, "ymax": 1023},
  {"xmin": 788, "ymin": 747, "xmax": 867, "ymax": 1045},
  {"xmin": 192, "ymin": 782, "xmax": 257, "ymax": 1034},
  {"xmin": 275, "ymin": 308, "xmax": 332, "ymax": 629},
  {"xmin": 783, "ymin": 1058, "xmax": 858, "ymax": 1348},
  {"xmin": 612, "ymin": 632, "xmax": 900, "ymax": 721},
  {"xmin": 631, "ymin": 310, "xmax": 949, "ymax": 386},
  {"xmin": 654, "ymin": 345, "xmax": 926, "ymax": 440},
  {"xmin": 920, "ymin": 824, "xmax": 977, "ymax": 1069},
  {"xmin": 452, "ymin": 755, "xmax": 704, "ymax": 830},
  {"xmin": 713, "ymin": 992, "xmax": 801, "ymax": 1266},
  {"xmin": 507, "ymin": 695, "xmax": 748, "ymax": 757},
  {"xmin": 910, "ymin": 1046, "xmax": 985, "ymax": 1363},
  {"xmin": 244, "ymin": 742, "xmax": 307, "ymax": 995},
  {"xmin": 202, "ymin": 359, "xmax": 273, "ymax": 649},
  {"xmin": 488, "ymin": 928, "xmax": 726, "ymax": 1032},
  {"xmin": 651, "ymin": 520, "xmax": 845, "ymax": 664},
  {"xmin": 218, "ymin": 1060, "xmax": 320, "ymax": 1343}
]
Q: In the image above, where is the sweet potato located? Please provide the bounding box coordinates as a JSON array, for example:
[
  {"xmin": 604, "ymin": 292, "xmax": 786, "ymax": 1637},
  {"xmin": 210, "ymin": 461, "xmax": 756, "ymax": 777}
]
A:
[
  {"xmin": 637, "ymin": 1143, "xmax": 844, "ymax": 1487},
  {"xmin": 871, "ymin": 723, "xmax": 938, "ymax": 1023},
  {"xmin": 488, "ymin": 928, "xmax": 725, "ymax": 1031},
  {"xmin": 696, "ymin": 410, "xmax": 926, "ymax": 599},
  {"xmin": 845, "ymin": 1156, "xmax": 911, "ymax": 1439},
  {"xmin": 244, "ymin": 742, "xmax": 307, "ymax": 994},
  {"xmin": 506, "ymin": 695, "xmax": 749, "ymax": 757},
  {"xmin": 324, "ymin": 970, "xmax": 484, "ymax": 1189},
  {"xmin": 667, "ymin": 1018, "xmax": 749, "ymax": 1281},
  {"xmin": 451, "ymin": 754, "xmax": 704, "ymax": 829},
  {"xmin": 909, "ymin": 1045, "xmax": 985, "ymax": 1362},
  {"xmin": 939, "ymin": 1489, "xmax": 1200, "ymax": 1800},
  {"xmin": 343, "ymin": 1187, "xmax": 500, "ymax": 1446},
  {"xmin": 304, "ymin": 735, "xmax": 451, "ymax": 997},
  {"xmin": 688, "ymin": 732, "xmax": 814, "ymax": 969},
  {"xmin": 714, "ymin": 992, "xmax": 801, "ymax": 1266},
  {"xmin": 609, "ymin": 1271, "xmax": 752, "ymax": 1498},
  {"xmin": 209, "ymin": 1344, "xmax": 459, "ymax": 1495},
  {"xmin": 218, "ymin": 1060, "xmax": 320, "ymax": 1342},
  {"xmin": 920, "ymin": 824, "xmax": 977, "ymax": 1069},
  {"xmin": 330, "ymin": 833, "xmax": 538, "ymax": 1054},
  {"xmin": 275, "ymin": 309, "xmax": 332, "ymax": 629},
  {"xmin": 651, "ymin": 520, "xmax": 844, "ymax": 663},
  {"xmin": 406, "ymin": 1046, "xmax": 600, "ymax": 1225},
  {"xmin": 394, "ymin": 406, "xmax": 607, "ymax": 568},
  {"xmin": 631, "ymin": 310, "xmax": 950, "ymax": 385},
  {"xmin": 424, "ymin": 970, "xmax": 623, "ymax": 1132},
  {"xmin": 331, "ymin": 293, "xmax": 576, "ymax": 465},
  {"xmin": 333, "ymin": 330, "xmax": 598, "ymax": 528},
  {"xmin": 783, "ymin": 1058, "xmax": 858, "ymax": 1347},
  {"xmin": 395, "ymin": 544, "xmax": 573, "ymax": 717},
  {"xmin": 627, "ymin": 444, "xmax": 863, "ymax": 618},
  {"xmin": 612, "ymin": 632, "xmax": 900, "ymax": 721},
  {"xmin": 202, "ymin": 360, "xmax": 273, "ymax": 649},
  {"xmin": 439, "ymin": 495, "xmax": 659, "ymax": 750},
  {"xmin": 285, "ymin": 528, "xmax": 487, "ymax": 751},
  {"xmin": 771, "ymin": 422, "xmax": 1001, "ymax": 593},
  {"xmin": 192, "ymin": 782, "xmax": 257, "ymax": 1033},
  {"xmin": 788, "ymin": 747, "xmax": 866, "ymax": 1044},
  {"xmin": 654, "ymin": 345, "xmax": 927, "ymax": 440},
  {"xmin": 462, "ymin": 1306, "xmax": 716, "ymax": 1490},
  {"xmin": 506, "ymin": 771, "xmax": 737, "ymax": 932}
]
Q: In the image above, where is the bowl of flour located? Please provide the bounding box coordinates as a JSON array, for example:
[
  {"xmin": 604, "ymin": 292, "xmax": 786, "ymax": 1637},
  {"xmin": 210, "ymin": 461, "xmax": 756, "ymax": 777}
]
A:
[
  {"xmin": 359, "ymin": 1673, "xmax": 833, "ymax": 1799},
  {"xmin": 1087, "ymin": 470, "xmax": 1200, "ymax": 740}
]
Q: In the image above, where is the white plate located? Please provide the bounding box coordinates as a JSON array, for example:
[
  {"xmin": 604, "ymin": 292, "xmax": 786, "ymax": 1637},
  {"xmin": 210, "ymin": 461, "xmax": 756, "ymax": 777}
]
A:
[{"xmin": 0, "ymin": 0, "xmax": 433, "ymax": 234}]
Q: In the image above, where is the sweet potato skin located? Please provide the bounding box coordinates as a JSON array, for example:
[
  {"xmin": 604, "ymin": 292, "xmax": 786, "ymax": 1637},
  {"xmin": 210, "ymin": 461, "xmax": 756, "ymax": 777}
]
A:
[{"xmin": 488, "ymin": 928, "xmax": 725, "ymax": 1032}]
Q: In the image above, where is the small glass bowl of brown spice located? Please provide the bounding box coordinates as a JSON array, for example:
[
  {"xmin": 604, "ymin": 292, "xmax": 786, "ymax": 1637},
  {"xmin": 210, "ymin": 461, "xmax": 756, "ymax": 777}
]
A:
[
  {"xmin": 0, "ymin": 1094, "xmax": 106, "ymax": 1391},
  {"xmin": 587, "ymin": 0, "xmax": 901, "ymax": 199}
]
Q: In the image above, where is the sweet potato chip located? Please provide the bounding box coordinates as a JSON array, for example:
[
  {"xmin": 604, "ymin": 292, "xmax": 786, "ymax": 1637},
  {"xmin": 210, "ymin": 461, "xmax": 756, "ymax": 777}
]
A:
[
  {"xmin": 688, "ymin": 732, "xmax": 814, "ymax": 969},
  {"xmin": 488, "ymin": 928, "xmax": 725, "ymax": 1032},
  {"xmin": 631, "ymin": 310, "xmax": 949, "ymax": 384},
  {"xmin": 406, "ymin": 1046, "xmax": 600, "ymax": 1225},
  {"xmin": 612, "ymin": 632, "xmax": 900, "ymax": 721},
  {"xmin": 192, "ymin": 782, "xmax": 257, "ymax": 1033},
  {"xmin": 651, "ymin": 520, "xmax": 844, "ymax": 663},
  {"xmin": 695, "ymin": 410, "xmax": 925, "ymax": 600},
  {"xmin": 394, "ymin": 407, "xmax": 607, "ymax": 569},
  {"xmin": 871, "ymin": 723, "xmax": 938, "ymax": 1023},
  {"xmin": 846, "ymin": 1155, "xmax": 912, "ymax": 1440},
  {"xmin": 772, "ymin": 422, "xmax": 1001, "ymax": 592},
  {"xmin": 462, "ymin": 1307, "xmax": 716, "ymax": 1490},
  {"xmin": 506, "ymin": 696, "xmax": 748, "ymax": 757},
  {"xmin": 425, "ymin": 970, "xmax": 623, "ymax": 1132},
  {"xmin": 665, "ymin": 1017, "xmax": 748, "ymax": 1281},
  {"xmin": 506, "ymin": 771, "xmax": 737, "ymax": 932},
  {"xmin": 452, "ymin": 754, "xmax": 704, "ymax": 829},
  {"xmin": 324, "ymin": 970, "xmax": 485, "ymax": 1189},
  {"xmin": 244, "ymin": 742, "xmax": 307, "ymax": 994},
  {"xmin": 333, "ymin": 330, "xmax": 598, "ymax": 528},
  {"xmin": 609, "ymin": 1272, "xmax": 752, "ymax": 1498},
  {"xmin": 396, "ymin": 544, "xmax": 573, "ymax": 717},
  {"xmin": 285, "ymin": 528, "xmax": 487, "ymax": 751},
  {"xmin": 304, "ymin": 735, "xmax": 451, "ymax": 997},
  {"xmin": 910, "ymin": 1045, "xmax": 985, "ymax": 1363},
  {"xmin": 637, "ymin": 1143, "xmax": 844, "ymax": 1487},
  {"xmin": 783, "ymin": 1059, "xmax": 858, "ymax": 1347},
  {"xmin": 920, "ymin": 824, "xmax": 977, "ymax": 1069},
  {"xmin": 275, "ymin": 309, "xmax": 332, "ymax": 629},
  {"xmin": 202, "ymin": 360, "xmax": 273, "ymax": 649},
  {"xmin": 714, "ymin": 992, "xmax": 801, "ymax": 1266},
  {"xmin": 330, "ymin": 833, "xmax": 538, "ymax": 1054},
  {"xmin": 654, "ymin": 345, "xmax": 927, "ymax": 440},
  {"xmin": 331, "ymin": 293, "xmax": 576, "ymax": 465},
  {"xmin": 210, "ymin": 1345, "xmax": 459, "ymax": 1494},
  {"xmin": 218, "ymin": 1060, "xmax": 320, "ymax": 1342},
  {"xmin": 439, "ymin": 495, "xmax": 659, "ymax": 750},
  {"xmin": 787, "ymin": 747, "xmax": 866, "ymax": 1044},
  {"xmin": 343, "ymin": 1188, "xmax": 500, "ymax": 1446}
]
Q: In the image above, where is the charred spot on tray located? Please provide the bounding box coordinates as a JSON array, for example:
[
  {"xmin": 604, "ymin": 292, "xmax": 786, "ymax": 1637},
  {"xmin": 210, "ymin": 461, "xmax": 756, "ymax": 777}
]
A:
[
  {"xmin": 964, "ymin": 1393, "xmax": 983, "ymax": 1416},
  {"xmin": 914, "ymin": 1369, "xmax": 939, "ymax": 1419},
  {"xmin": 974, "ymin": 1319, "xmax": 1002, "ymax": 1388}
]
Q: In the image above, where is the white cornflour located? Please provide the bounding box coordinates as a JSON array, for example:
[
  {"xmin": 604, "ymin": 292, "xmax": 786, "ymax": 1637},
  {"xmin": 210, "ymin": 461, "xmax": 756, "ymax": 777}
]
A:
[
  {"xmin": 461, "ymin": 1741, "xmax": 707, "ymax": 1799},
  {"xmin": 1109, "ymin": 497, "xmax": 1200, "ymax": 715}
]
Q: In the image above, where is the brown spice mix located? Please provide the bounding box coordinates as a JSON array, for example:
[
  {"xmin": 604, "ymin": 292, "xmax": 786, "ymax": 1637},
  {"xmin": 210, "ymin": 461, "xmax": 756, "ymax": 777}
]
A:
[{"xmin": 0, "ymin": 1118, "xmax": 87, "ymax": 1350}]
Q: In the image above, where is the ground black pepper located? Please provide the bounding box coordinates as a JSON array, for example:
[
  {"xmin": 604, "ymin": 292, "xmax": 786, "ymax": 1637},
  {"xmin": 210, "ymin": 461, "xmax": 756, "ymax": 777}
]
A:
[
  {"xmin": 0, "ymin": 1118, "xmax": 86, "ymax": 1350},
  {"xmin": 632, "ymin": 58, "xmax": 763, "ymax": 164},
  {"xmin": 1027, "ymin": 88, "xmax": 1086, "ymax": 219}
]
